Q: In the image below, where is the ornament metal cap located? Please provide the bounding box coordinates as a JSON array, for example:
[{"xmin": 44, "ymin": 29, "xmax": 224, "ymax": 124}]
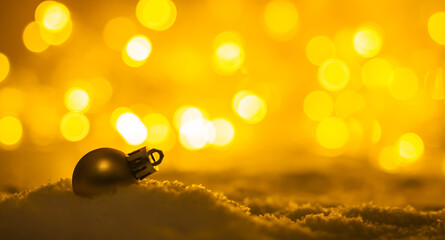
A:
[{"xmin": 126, "ymin": 146, "xmax": 164, "ymax": 180}]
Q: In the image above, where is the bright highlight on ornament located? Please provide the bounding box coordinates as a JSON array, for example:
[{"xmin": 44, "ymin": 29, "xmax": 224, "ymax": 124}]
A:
[
  {"xmin": 211, "ymin": 118, "xmax": 235, "ymax": 147},
  {"xmin": 103, "ymin": 17, "xmax": 137, "ymax": 51},
  {"xmin": 116, "ymin": 112, "xmax": 147, "ymax": 145},
  {"xmin": 389, "ymin": 68, "xmax": 419, "ymax": 100},
  {"xmin": 64, "ymin": 88, "xmax": 90, "ymax": 112},
  {"xmin": 303, "ymin": 90, "xmax": 333, "ymax": 121},
  {"xmin": 143, "ymin": 113, "xmax": 170, "ymax": 144},
  {"xmin": 0, "ymin": 53, "xmax": 10, "ymax": 83},
  {"xmin": 213, "ymin": 42, "xmax": 244, "ymax": 75},
  {"xmin": 123, "ymin": 35, "xmax": 152, "ymax": 67},
  {"xmin": 362, "ymin": 58, "xmax": 392, "ymax": 89},
  {"xmin": 318, "ymin": 59, "xmax": 350, "ymax": 91},
  {"xmin": 233, "ymin": 91, "xmax": 267, "ymax": 124},
  {"xmin": 397, "ymin": 133, "xmax": 424, "ymax": 163},
  {"xmin": 0, "ymin": 116, "xmax": 23, "ymax": 146},
  {"xmin": 316, "ymin": 117, "xmax": 349, "ymax": 150},
  {"xmin": 60, "ymin": 112, "xmax": 89, "ymax": 142},
  {"xmin": 136, "ymin": 0, "xmax": 177, "ymax": 31},
  {"xmin": 35, "ymin": 1, "xmax": 70, "ymax": 32},
  {"xmin": 23, "ymin": 22, "xmax": 49, "ymax": 53},
  {"xmin": 264, "ymin": 0, "xmax": 299, "ymax": 41},
  {"xmin": 353, "ymin": 28, "xmax": 381, "ymax": 58},
  {"xmin": 306, "ymin": 36, "xmax": 336, "ymax": 66},
  {"xmin": 428, "ymin": 12, "xmax": 445, "ymax": 45}
]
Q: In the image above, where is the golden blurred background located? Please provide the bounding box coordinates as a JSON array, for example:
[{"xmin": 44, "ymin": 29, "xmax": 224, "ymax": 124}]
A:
[{"xmin": 1, "ymin": 0, "xmax": 445, "ymax": 192}]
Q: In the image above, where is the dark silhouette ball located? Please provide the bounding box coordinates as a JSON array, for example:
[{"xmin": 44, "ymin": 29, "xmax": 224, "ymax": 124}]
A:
[{"xmin": 72, "ymin": 148, "xmax": 137, "ymax": 197}]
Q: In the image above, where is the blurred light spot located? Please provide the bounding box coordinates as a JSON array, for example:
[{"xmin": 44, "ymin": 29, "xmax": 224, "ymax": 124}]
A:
[
  {"xmin": 318, "ymin": 59, "xmax": 350, "ymax": 91},
  {"xmin": 306, "ymin": 36, "xmax": 336, "ymax": 66},
  {"xmin": 111, "ymin": 107, "xmax": 132, "ymax": 129},
  {"xmin": 123, "ymin": 35, "xmax": 152, "ymax": 67},
  {"xmin": 35, "ymin": 1, "xmax": 70, "ymax": 32},
  {"xmin": 0, "ymin": 87, "xmax": 24, "ymax": 114},
  {"xmin": 60, "ymin": 112, "xmax": 89, "ymax": 142},
  {"xmin": 0, "ymin": 53, "xmax": 10, "ymax": 83},
  {"xmin": 23, "ymin": 22, "xmax": 49, "ymax": 53},
  {"xmin": 428, "ymin": 12, "xmax": 445, "ymax": 45},
  {"xmin": 371, "ymin": 120, "xmax": 381, "ymax": 145},
  {"xmin": 389, "ymin": 68, "xmax": 419, "ymax": 100},
  {"xmin": 316, "ymin": 117, "xmax": 349, "ymax": 150},
  {"xmin": 64, "ymin": 88, "xmax": 90, "ymax": 112},
  {"xmin": 116, "ymin": 112, "xmax": 147, "ymax": 145},
  {"xmin": 173, "ymin": 106, "xmax": 204, "ymax": 130},
  {"xmin": 211, "ymin": 118, "xmax": 235, "ymax": 148},
  {"xmin": 103, "ymin": 17, "xmax": 137, "ymax": 51},
  {"xmin": 334, "ymin": 91, "xmax": 365, "ymax": 118},
  {"xmin": 179, "ymin": 119, "xmax": 213, "ymax": 150},
  {"xmin": 136, "ymin": 0, "xmax": 177, "ymax": 31},
  {"xmin": 143, "ymin": 113, "xmax": 170, "ymax": 144},
  {"xmin": 90, "ymin": 77, "xmax": 113, "ymax": 106},
  {"xmin": 379, "ymin": 146, "xmax": 400, "ymax": 171},
  {"xmin": 233, "ymin": 91, "xmax": 267, "ymax": 124},
  {"xmin": 39, "ymin": 21, "xmax": 72, "ymax": 45},
  {"xmin": 0, "ymin": 116, "xmax": 23, "ymax": 146},
  {"xmin": 353, "ymin": 28, "xmax": 381, "ymax": 58},
  {"xmin": 264, "ymin": 0, "xmax": 299, "ymax": 41},
  {"xmin": 397, "ymin": 133, "xmax": 424, "ymax": 163},
  {"xmin": 362, "ymin": 58, "xmax": 392, "ymax": 89},
  {"xmin": 213, "ymin": 42, "xmax": 244, "ymax": 75},
  {"xmin": 303, "ymin": 90, "xmax": 333, "ymax": 121}
]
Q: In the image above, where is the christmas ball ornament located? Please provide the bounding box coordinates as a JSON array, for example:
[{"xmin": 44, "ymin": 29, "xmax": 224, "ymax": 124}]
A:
[{"xmin": 72, "ymin": 146, "xmax": 164, "ymax": 197}]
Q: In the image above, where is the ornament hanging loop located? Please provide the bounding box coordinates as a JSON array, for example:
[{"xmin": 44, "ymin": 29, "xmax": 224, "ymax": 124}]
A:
[
  {"xmin": 126, "ymin": 146, "xmax": 164, "ymax": 180},
  {"xmin": 147, "ymin": 148, "xmax": 164, "ymax": 166}
]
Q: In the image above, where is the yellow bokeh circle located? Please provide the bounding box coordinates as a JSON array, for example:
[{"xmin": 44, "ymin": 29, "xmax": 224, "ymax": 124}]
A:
[
  {"xmin": 264, "ymin": 0, "xmax": 299, "ymax": 41},
  {"xmin": 318, "ymin": 59, "xmax": 350, "ymax": 91},
  {"xmin": 303, "ymin": 90, "xmax": 333, "ymax": 121},
  {"xmin": 64, "ymin": 88, "xmax": 90, "ymax": 112},
  {"xmin": 316, "ymin": 117, "xmax": 349, "ymax": 150},
  {"xmin": 397, "ymin": 133, "xmax": 424, "ymax": 163},
  {"xmin": 428, "ymin": 12, "xmax": 445, "ymax": 45},
  {"xmin": 353, "ymin": 29, "xmax": 382, "ymax": 58},
  {"xmin": 233, "ymin": 91, "xmax": 267, "ymax": 124},
  {"xmin": 23, "ymin": 22, "xmax": 49, "ymax": 53},
  {"xmin": 306, "ymin": 36, "xmax": 336, "ymax": 66},
  {"xmin": 0, "ymin": 116, "xmax": 23, "ymax": 146},
  {"xmin": 60, "ymin": 112, "xmax": 89, "ymax": 142},
  {"xmin": 0, "ymin": 53, "xmax": 10, "ymax": 83},
  {"xmin": 136, "ymin": 0, "xmax": 177, "ymax": 31}
]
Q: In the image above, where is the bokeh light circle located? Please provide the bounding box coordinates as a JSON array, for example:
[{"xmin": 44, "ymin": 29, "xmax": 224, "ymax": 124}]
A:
[
  {"xmin": 211, "ymin": 118, "xmax": 235, "ymax": 147},
  {"xmin": 60, "ymin": 112, "xmax": 89, "ymax": 142},
  {"xmin": 316, "ymin": 117, "xmax": 349, "ymax": 150},
  {"xmin": 306, "ymin": 36, "xmax": 336, "ymax": 66},
  {"xmin": 23, "ymin": 22, "xmax": 49, "ymax": 53},
  {"xmin": 318, "ymin": 59, "xmax": 350, "ymax": 91},
  {"xmin": 233, "ymin": 91, "xmax": 267, "ymax": 124},
  {"xmin": 136, "ymin": 0, "xmax": 177, "ymax": 31},
  {"xmin": 0, "ymin": 53, "xmax": 10, "ymax": 83},
  {"xmin": 64, "ymin": 88, "xmax": 90, "ymax": 112},
  {"xmin": 353, "ymin": 29, "xmax": 381, "ymax": 58},
  {"xmin": 397, "ymin": 133, "xmax": 424, "ymax": 163},
  {"xmin": 303, "ymin": 90, "xmax": 333, "ymax": 121},
  {"xmin": 428, "ymin": 12, "xmax": 445, "ymax": 45},
  {"xmin": 0, "ymin": 116, "xmax": 23, "ymax": 146},
  {"xmin": 264, "ymin": 0, "xmax": 299, "ymax": 41}
]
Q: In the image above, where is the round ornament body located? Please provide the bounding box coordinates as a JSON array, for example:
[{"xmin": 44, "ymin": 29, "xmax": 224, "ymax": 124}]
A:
[{"xmin": 72, "ymin": 148, "xmax": 137, "ymax": 197}]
